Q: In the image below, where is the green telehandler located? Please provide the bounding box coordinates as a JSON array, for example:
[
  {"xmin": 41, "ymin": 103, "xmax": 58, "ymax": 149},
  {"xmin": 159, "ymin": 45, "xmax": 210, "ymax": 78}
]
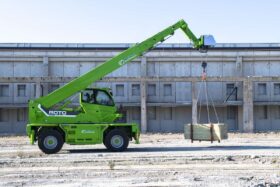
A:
[{"xmin": 26, "ymin": 19, "xmax": 215, "ymax": 154}]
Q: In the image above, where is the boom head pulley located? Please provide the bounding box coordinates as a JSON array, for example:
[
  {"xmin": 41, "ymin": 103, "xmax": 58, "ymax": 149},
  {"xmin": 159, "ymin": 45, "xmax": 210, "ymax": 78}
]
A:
[{"xmin": 198, "ymin": 35, "xmax": 215, "ymax": 53}]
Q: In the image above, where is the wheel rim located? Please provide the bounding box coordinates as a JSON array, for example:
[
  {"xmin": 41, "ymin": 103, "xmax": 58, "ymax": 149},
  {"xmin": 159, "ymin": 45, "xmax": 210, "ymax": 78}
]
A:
[
  {"xmin": 43, "ymin": 135, "xmax": 58, "ymax": 150},
  {"xmin": 110, "ymin": 135, "xmax": 124, "ymax": 149}
]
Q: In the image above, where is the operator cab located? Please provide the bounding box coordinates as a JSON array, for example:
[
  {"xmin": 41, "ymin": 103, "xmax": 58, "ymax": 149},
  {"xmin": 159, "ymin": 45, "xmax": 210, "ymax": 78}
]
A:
[
  {"xmin": 81, "ymin": 88, "xmax": 114, "ymax": 106},
  {"xmin": 80, "ymin": 88, "xmax": 119, "ymax": 122}
]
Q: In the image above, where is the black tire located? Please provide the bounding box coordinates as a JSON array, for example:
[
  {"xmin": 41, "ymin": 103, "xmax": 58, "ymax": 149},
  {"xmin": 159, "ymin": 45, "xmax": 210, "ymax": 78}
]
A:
[
  {"xmin": 38, "ymin": 129, "xmax": 64, "ymax": 154},
  {"xmin": 104, "ymin": 129, "xmax": 129, "ymax": 152}
]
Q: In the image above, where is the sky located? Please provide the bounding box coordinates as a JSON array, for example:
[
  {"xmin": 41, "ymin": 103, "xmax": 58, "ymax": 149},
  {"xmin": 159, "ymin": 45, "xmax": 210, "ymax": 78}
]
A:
[{"xmin": 0, "ymin": 0, "xmax": 279, "ymax": 44}]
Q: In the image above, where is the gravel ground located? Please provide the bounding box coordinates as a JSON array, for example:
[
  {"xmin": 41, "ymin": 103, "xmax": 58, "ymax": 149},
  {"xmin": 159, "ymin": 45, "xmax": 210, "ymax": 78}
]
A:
[{"xmin": 1, "ymin": 133, "xmax": 280, "ymax": 187}]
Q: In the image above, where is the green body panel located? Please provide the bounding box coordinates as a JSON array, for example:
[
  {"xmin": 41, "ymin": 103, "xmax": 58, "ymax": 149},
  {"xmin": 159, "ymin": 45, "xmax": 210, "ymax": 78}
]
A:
[
  {"xmin": 28, "ymin": 101, "xmax": 118, "ymax": 124},
  {"xmin": 61, "ymin": 124, "xmax": 105, "ymax": 144},
  {"xmin": 26, "ymin": 122, "xmax": 140, "ymax": 145},
  {"xmin": 28, "ymin": 88, "xmax": 119, "ymax": 124}
]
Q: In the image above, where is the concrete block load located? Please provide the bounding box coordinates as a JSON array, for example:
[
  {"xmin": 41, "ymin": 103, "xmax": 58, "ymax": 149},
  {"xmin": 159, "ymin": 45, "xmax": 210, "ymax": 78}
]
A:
[{"xmin": 184, "ymin": 123, "xmax": 228, "ymax": 142}]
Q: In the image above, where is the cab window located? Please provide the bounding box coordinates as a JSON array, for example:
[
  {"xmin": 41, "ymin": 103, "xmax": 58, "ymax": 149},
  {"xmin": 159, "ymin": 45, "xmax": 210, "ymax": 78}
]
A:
[
  {"xmin": 95, "ymin": 90, "xmax": 114, "ymax": 106},
  {"xmin": 82, "ymin": 90, "xmax": 95, "ymax": 103}
]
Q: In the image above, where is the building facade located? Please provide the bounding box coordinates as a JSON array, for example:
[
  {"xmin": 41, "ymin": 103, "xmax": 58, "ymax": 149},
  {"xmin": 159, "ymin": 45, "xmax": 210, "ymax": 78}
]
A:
[{"xmin": 0, "ymin": 43, "xmax": 280, "ymax": 134}]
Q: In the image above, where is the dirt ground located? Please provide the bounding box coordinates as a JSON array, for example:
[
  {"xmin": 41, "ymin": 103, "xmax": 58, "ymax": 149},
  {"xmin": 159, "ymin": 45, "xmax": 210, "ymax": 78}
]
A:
[{"xmin": 1, "ymin": 133, "xmax": 280, "ymax": 187}]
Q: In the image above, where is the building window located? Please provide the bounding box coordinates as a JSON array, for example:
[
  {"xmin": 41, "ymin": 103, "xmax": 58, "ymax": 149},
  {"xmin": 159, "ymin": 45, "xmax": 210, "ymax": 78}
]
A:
[
  {"xmin": 0, "ymin": 109, "xmax": 8, "ymax": 122},
  {"xmin": 131, "ymin": 84, "xmax": 140, "ymax": 96},
  {"xmin": 274, "ymin": 83, "xmax": 280, "ymax": 95},
  {"xmin": 131, "ymin": 109, "xmax": 140, "ymax": 120},
  {"xmin": 49, "ymin": 84, "xmax": 60, "ymax": 93},
  {"xmin": 227, "ymin": 106, "xmax": 236, "ymax": 120},
  {"xmin": 17, "ymin": 109, "xmax": 26, "ymax": 122},
  {"xmin": 163, "ymin": 84, "xmax": 172, "ymax": 96},
  {"xmin": 116, "ymin": 84, "xmax": 124, "ymax": 96},
  {"xmin": 33, "ymin": 84, "xmax": 43, "ymax": 97},
  {"xmin": 148, "ymin": 62, "xmax": 155, "ymax": 75},
  {"xmin": 148, "ymin": 84, "xmax": 156, "ymax": 96},
  {"xmin": 226, "ymin": 83, "xmax": 235, "ymax": 95},
  {"xmin": 276, "ymin": 106, "xmax": 280, "ymax": 119},
  {"xmin": 0, "ymin": 85, "xmax": 9, "ymax": 97},
  {"xmin": 148, "ymin": 107, "xmax": 156, "ymax": 120},
  {"xmin": 259, "ymin": 106, "xmax": 268, "ymax": 119},
  {"xmin": 163, "ymin": 108, "xmax": 172, "ymax": 120},
  {"xmin": 17, "ymin": 85, "xmax": 26, "ymax": 97},
  {"xmin": 33, "ymin": 84, "xmax": 36, "ymax": 97},
  {"xmin": 257, "ymin": 83, "xmax": 267, "ymax": 95}
]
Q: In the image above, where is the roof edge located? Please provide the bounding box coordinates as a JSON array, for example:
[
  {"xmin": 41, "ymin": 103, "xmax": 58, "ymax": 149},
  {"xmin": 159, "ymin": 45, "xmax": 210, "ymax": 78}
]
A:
[{"xmin": 0, "ymin": 43, "xmax": 279, "ymax": 50}]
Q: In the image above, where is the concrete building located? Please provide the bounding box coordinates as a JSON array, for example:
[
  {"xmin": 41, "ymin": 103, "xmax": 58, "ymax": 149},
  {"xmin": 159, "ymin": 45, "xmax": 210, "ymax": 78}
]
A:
[{"xmin": 0, "ymin": 43, "xmax": 280, "ymax": 134}]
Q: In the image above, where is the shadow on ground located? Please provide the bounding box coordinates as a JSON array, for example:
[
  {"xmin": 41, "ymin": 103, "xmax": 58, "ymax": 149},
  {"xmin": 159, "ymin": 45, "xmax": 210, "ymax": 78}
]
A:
[{"xmin": 66, "ymin": 145, "xmax": 280, "ymax": 154}]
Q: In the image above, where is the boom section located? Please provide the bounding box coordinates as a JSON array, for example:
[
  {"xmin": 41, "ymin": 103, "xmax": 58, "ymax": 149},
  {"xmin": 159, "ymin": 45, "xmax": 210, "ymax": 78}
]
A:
[{"xmin": 36, "ymin": 19, "xmax": 204, "ymax": 108}]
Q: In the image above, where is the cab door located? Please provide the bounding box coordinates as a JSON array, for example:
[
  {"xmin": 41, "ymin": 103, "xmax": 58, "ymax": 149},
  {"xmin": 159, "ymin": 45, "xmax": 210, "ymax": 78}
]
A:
[
  {"xmin": 94, "ymin": 90, "xmax": 117, "ymax": 122},
  {"xmin": 80, "ymin": 89, "xmax": 117, "ymax": 123}
]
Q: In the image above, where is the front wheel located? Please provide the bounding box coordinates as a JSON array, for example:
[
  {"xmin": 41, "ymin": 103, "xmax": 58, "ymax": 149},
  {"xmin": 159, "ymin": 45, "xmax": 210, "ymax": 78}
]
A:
[
  {"xmin": 104, "ymin": 129, "xmax": 129, "ymax": 152},
  {"xmin": 38, "ymin": 129, "xmax": 64, "ymax": 154}
]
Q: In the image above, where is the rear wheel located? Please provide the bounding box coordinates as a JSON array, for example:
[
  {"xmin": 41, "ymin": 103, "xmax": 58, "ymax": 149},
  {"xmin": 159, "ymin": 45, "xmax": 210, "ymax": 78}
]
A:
[
  {"xmin": 104, "ymin": 129, "xmax": 129, "ymax": 152},
  {"xmin": 38, "ymin": 129, "xmax": 64, "ymax": 154}
]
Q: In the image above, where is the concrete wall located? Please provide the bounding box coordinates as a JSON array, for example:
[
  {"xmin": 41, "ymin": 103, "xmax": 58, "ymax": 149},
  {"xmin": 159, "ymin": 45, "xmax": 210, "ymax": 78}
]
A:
[{"xmin": 0, "ymin": 43, "xmax": 280, "ymax": 134}]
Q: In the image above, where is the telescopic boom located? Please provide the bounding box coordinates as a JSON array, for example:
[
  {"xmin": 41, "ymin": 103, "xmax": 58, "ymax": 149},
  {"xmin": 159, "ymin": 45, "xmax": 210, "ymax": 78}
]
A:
[{"xmin": 36, "ymin": 19, "xmax": 215, "ymax": 108}]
